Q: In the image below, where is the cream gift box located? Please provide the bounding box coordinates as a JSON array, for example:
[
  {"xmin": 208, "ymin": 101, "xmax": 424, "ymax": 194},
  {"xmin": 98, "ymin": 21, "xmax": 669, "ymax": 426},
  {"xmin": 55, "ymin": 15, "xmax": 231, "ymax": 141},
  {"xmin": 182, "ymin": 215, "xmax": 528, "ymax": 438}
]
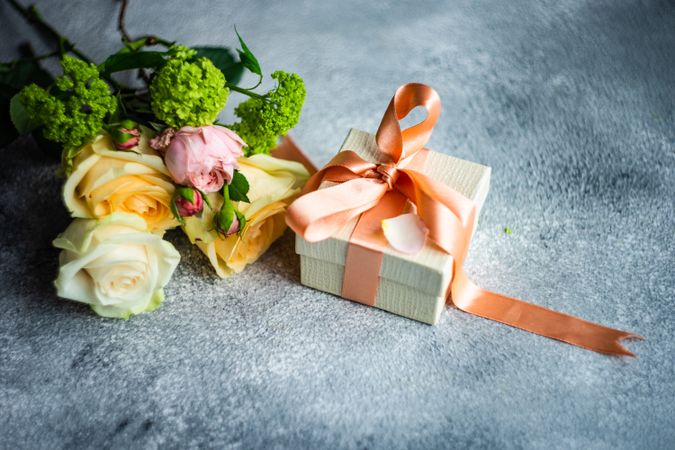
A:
[
  {"xmin": 287, "ymin": 83, "xmax": 639, "ymax": 356},
  {"xmin": 294, "ymin": 128, "xmax": 491, "ymax": 324}
]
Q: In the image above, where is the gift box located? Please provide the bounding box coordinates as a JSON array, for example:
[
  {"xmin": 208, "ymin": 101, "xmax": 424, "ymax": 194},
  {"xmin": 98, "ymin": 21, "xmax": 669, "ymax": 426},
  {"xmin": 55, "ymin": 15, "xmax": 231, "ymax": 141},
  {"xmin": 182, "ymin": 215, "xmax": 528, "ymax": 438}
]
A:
[
  {"xmin": 286, "ymin": 83, "xmax": 638, "ymax": 356},
  {"xmin": 294, "ymin": 127, "xmax": 491, "ymax": 324}
]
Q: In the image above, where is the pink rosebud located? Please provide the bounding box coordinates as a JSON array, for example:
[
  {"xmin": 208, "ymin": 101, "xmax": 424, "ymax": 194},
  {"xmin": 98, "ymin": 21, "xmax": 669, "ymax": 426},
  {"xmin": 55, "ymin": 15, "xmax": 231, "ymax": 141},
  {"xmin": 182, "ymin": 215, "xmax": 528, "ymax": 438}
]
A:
[
  {"xmin": 112, "ymin": 120, "xmax": 141, "ymax": 150},
  {"xmin": 224, "ymin": 215, "xmax": 240, "ymax": 236},
  {"xmin": 114, "ymin": 129, "xmax": 140, "ymax": 150},
  {"xmin": 164, "ymin": 125, "xmax": 246, "ymax": 193},
  {"xmin": 214, "ymin": 205, "xmax": 243, "ymax": 238},
  {"xmin": 215, "ymin": 213, "xmax": 240, "ymax": 237},
  {"xmin": 174, "ymin": 187, "xmax": 204, "ymax": 217}
]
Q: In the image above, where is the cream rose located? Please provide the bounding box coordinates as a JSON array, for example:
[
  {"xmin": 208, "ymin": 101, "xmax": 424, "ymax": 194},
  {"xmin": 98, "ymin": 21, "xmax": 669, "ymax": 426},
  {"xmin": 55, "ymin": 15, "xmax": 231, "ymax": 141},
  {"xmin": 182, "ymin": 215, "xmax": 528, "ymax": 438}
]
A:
[
  {"xmin": 53, "ymin": 213, "xmax": 180, "ymax": 319},
  {"xmin": 183, "ymin": 154, "xmax": 309, "ymax": 277},
  {"xmin": 63, "ymin": 132, "xmax": 178, "ymax": 232}
]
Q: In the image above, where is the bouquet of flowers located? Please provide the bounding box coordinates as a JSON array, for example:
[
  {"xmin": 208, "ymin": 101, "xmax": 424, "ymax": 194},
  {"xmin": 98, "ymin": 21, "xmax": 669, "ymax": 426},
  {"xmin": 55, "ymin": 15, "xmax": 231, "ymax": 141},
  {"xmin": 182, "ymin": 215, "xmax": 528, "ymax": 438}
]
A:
[{"xmin": 2, "ymin": 0, "xmax": 310, "ymax": 318}]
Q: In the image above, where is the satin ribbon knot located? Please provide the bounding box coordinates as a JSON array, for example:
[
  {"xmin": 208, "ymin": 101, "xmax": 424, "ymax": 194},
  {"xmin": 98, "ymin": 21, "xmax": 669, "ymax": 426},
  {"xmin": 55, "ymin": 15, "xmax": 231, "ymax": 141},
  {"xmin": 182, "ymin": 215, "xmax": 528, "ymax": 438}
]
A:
[{"xmin": 368, "ymin": 163, "xmax": 399, "ymax": 190}]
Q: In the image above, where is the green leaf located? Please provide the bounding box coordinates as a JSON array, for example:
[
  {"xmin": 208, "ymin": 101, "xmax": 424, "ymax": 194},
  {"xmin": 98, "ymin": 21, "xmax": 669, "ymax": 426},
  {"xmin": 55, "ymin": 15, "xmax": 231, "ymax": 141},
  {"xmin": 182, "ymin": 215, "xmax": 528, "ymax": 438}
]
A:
[
  {"xmin": 147, "ymin": 121, "xmax": 166, "ymax": 132},
  {"xmin": 229, "ymin": 170, "xmax": 250, "ymax": 202},
  {"xmin": 61, "ymin": 144, "xmax": 88, "ymax": 176},
  {"xmin": 170, "ymin": 196, "xmax": 186, "ymax": 226},
  {"xmin": 234, "ymin": 209, "xmax": 246, "ymax": 236},
  {"xmin": 192, "ymin": 46, "xmax": 243, "ymax": 85},
  {"xmin": 123, "ymin": 37, "xmax": 152, "ymax": 53},
  {"xmin": 0, "ymin": 60, "xmax": 52, "ymax": 148},
  {"xmin": 111, "ymin": 129, "xmax": 133, "ymax": 144},
  {"xmin": 99, "ymin": 51, "xmax": 167, "ymax": 76},
  {"xmin": 176, "ymin": 186, "xmax": 195, "ymax": 204},
  {"xmin": 234, "ymin": 28, "xmax": 262, "ymax": 77},
  {"xmin": 9, "ymin": 93, "xmax": 40, "ymax": 135},
  {"xmin": 196, "ymin": 188, "xmax": 212, "ymax": 209},
  {"xmin": 119, "ymin": 119, "xmax": 137, "ymax": 129},
  {"xmin": 0, "ymin": 60, "xmax": 53, "ymax": 90}
]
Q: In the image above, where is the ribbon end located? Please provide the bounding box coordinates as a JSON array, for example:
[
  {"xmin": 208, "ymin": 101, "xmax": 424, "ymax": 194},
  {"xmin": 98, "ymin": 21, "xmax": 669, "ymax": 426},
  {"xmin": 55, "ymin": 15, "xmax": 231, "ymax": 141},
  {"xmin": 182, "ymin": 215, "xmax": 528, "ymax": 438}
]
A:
[
  {"xmin": 606, "ymin": 332, "xmax": 644, "ymax": 357},
  {"xmin": 614, "ymin": 346, "xmax": 636, "ymax": 358}
]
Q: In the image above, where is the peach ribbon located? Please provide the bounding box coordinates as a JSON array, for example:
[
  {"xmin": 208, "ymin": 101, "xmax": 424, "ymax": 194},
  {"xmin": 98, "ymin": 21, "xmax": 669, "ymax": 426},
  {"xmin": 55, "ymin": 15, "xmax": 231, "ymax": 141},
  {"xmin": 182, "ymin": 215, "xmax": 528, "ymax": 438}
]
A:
[{"xmin": 285, "ymin": 83, "xmax": 641, "ymax": 356}]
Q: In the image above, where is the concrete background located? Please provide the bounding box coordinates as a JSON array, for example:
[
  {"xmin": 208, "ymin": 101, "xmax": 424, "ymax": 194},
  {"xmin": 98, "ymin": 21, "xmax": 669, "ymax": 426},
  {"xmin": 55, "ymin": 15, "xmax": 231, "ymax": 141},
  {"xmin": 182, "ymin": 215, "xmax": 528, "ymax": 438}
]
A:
[{"xmin": 1, "ymin": 0, "xmax": 674, "ymax": 448}]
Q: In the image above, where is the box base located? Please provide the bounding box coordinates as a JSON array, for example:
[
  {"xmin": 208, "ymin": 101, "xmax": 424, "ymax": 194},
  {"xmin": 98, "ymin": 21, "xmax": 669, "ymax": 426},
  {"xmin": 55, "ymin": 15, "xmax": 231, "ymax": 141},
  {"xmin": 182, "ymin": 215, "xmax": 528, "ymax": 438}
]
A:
[{"xmin": 300, "ymin": 255, "xmax": 446, "ymax": 325}]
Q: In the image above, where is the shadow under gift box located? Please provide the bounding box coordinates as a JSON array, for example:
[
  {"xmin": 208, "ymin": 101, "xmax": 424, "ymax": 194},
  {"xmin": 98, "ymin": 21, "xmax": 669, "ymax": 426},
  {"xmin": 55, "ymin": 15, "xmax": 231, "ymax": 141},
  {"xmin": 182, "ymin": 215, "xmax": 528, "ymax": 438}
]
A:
[{"xmin": 295, "ymin": 128, "xmax": 491, "ymax": 324}]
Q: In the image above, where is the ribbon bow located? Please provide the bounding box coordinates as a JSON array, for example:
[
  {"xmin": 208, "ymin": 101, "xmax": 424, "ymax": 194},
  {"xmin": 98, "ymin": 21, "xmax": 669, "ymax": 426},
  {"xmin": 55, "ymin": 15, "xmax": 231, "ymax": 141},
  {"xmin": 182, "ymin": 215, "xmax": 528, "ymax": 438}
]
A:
[{"xmin": 286, "ymin": 83, "xmax": 641, "ymax": 356}]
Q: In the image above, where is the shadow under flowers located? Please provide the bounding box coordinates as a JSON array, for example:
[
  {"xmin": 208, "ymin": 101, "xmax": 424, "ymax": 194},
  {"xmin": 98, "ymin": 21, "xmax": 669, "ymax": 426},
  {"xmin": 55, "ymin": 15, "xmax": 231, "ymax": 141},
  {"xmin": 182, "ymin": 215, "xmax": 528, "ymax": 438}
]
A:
[
  {"xmin": 167, "ymin": 226, "xmax": 302, "ymax": 286},
  {"xmin": 0, "ymin": 137, "xmax": 79, "ymax": 312}
]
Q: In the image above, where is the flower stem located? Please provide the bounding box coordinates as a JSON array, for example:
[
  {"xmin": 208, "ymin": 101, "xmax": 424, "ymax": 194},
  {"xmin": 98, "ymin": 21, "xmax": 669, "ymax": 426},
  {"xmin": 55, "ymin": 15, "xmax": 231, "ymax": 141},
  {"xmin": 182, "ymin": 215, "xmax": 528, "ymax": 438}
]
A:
[
  {"xmin": 5, "ymin": 0, "xmax": 95, "ymax": 65},
  {"xmin": 117, "ymin": 0, "xmax": 173, "ymax": 48},
  {"xmin": 0, "ymin": 49, "xmax": 61, "ymax": 66},
  {"xmin": 124, "ymin": 35, "xmax": 174, "ymax": 50},
  {"xmin": 4, "ymin": 0, "xmax": 132, "ymax": 91},
  {"xmin": 226, "ymin": 83, "xmax": 266, "ymax": 100},
  {"xmin": 117, "ymin": 0, "xmax": 132, "ymax": 43}
]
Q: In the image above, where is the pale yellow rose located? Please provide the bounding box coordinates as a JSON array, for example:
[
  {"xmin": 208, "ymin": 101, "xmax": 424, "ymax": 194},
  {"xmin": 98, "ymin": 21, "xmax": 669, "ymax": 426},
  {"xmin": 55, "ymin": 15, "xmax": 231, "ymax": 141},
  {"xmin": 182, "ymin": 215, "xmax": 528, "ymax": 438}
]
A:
[
  {"xmin": 63, "ymin": 132, "xmax": 178, "ymax": 232},
  {"xmin": 53, "ymin": 213, "xmax": 180, "ymax": 319},
  {"xmin": 183, "ymin": 154, "xmax": 310, "ymax": 277}
]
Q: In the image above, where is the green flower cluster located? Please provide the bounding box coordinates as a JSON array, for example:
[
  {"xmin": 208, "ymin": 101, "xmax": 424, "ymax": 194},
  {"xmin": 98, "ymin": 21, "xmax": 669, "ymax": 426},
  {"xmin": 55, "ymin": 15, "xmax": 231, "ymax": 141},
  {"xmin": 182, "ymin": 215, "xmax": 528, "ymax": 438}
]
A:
[
  {"xmin": 230, "ymin": 71, "xmax": 306, "ymax": 155},
  {"xmin": 150, "ymin": 46, "xmax": 229, "ymax": 128},
  {"xmin": 20, "ymin": 56, "xmax": 116, "ymax": 155}
]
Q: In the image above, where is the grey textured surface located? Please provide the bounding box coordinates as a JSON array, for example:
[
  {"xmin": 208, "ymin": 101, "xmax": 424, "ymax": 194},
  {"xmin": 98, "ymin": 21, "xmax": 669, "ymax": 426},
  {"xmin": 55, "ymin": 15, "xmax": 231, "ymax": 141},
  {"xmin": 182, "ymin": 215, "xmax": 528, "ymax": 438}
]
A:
[{"xmin": 1, "ymin": 0, "xmax": 674, "ymax": 448}]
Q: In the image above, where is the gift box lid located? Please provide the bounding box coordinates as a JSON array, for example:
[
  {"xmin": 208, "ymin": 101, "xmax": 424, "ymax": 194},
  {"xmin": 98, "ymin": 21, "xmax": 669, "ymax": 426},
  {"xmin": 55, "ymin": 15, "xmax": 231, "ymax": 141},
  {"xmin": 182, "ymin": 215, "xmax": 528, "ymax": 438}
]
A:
[{"xmin": 295, "ymin": 128, "xmax": 491, "ymax": 298}]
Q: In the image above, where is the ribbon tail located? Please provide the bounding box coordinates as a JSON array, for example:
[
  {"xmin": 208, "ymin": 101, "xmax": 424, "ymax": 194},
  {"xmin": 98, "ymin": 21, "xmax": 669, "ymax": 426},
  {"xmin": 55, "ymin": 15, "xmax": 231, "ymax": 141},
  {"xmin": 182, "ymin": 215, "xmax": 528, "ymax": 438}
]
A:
[{"xmin": 450, "ymin": 268, "xmax": 642, "ymax": 356}]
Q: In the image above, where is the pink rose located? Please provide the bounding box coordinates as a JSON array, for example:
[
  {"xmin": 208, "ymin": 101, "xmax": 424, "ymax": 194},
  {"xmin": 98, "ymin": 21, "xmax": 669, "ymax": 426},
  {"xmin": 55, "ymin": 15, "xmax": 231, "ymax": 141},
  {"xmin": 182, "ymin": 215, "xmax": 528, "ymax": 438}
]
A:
[
  {"xmin": 164, "ymin": 126, "xmax": 246, "ymax": 193},
  {"xmin": 149, "ymin": 128, "xmax": 176, "ymax": 154}
]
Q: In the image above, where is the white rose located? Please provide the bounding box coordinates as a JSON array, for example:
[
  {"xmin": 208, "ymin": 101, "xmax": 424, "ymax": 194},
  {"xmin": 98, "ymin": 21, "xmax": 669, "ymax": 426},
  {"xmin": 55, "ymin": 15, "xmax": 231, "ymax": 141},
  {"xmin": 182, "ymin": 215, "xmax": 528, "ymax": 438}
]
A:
[{"xmin": 53, "ymin": 213, "xmax": 180, "ymax": 319}]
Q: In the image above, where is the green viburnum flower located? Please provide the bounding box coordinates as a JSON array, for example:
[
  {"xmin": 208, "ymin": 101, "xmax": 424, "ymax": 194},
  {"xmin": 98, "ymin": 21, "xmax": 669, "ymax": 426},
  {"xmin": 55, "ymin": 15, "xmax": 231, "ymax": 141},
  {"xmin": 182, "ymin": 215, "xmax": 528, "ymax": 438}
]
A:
[
  {"xmin": 169, "ymin": 45, "xmax": 197, "ymax": 61},
  {"xmin": 20, "ymin": 56, "xmax": 116, "ymax": 166},
  {"xmin": 150, "ymin": 45, "xmax": 229, "ymax": 128},
  {"xmin": 230, "ymin": 71, "xmax": 306, "ymax": 155}
]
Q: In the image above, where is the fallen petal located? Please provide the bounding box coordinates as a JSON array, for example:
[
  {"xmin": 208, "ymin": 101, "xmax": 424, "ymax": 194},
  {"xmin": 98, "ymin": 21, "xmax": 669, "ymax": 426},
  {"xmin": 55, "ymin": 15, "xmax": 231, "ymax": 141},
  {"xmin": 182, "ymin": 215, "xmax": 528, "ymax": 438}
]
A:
[{"xmin": 382, "ymin": 213, "xmax": 428, "ymax": 254}]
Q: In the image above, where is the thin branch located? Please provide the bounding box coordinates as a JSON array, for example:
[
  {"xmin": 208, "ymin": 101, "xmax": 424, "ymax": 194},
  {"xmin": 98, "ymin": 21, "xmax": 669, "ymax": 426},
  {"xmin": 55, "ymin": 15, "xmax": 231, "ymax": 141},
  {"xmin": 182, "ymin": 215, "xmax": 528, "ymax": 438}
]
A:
[
  {"xmin": 117, "ymin": 0, "xmax": 131, "ymax": 43},
  {"xmin": 5, "ymin": 0, "xmax": 95, "ymax": 64},
  {"xmin": 116, "ymin": 0, "xmax": 172, "ymax": 48},
  {"xmin": 0, "ymin": 49, "xmax": 61, "ymax": 66},
  {"xmin": 3, "ymin": 0, "xmax": 137, "ymax": 91},
  {"xmin": 115, "ymin": 0, "xmax": 173, "ymax": 86},
  {"xmin": 226, "ymin": 83, "xmax": 267, "ymax": 100},
  {"xmin": 241, "ymin": 75, "xmax": 263, "ymax": 91}
]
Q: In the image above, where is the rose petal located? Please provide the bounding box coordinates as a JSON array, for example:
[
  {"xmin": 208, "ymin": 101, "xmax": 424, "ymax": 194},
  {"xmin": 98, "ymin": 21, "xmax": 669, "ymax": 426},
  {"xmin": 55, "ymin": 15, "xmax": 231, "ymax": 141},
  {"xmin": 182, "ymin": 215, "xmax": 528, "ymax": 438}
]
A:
[
  {"xmin": 53, "ymin": 214, "xmax": 180, "ymax": 319},
  {"xmin": 381, "ymin": 213, "xmax": 428, "ymax": 254}
]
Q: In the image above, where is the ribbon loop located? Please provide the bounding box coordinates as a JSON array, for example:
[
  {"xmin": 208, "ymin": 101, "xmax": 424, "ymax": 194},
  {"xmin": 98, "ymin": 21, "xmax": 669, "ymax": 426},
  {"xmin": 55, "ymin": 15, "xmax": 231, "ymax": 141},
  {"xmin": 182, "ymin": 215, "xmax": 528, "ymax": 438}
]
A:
[
  {"xmin": 286, "ymin": 83, "xmax": 640, "ymax": 357},
  {"xmin": 375, "ymin": 83, "xmax": 441, "ymax": 162}
]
